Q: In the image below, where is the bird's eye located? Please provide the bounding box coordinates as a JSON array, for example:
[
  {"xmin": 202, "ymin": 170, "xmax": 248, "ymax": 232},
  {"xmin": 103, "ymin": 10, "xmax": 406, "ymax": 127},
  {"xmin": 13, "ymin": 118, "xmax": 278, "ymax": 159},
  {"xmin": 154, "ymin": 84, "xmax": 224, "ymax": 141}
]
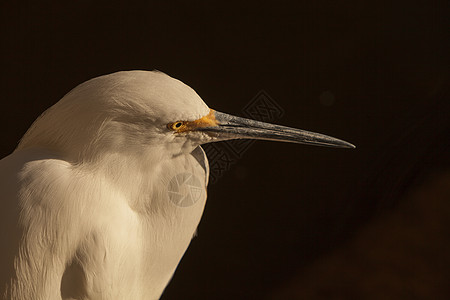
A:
[{"xmin": 168, "ymin": 121, "xmax": 185, "ymax": 131}]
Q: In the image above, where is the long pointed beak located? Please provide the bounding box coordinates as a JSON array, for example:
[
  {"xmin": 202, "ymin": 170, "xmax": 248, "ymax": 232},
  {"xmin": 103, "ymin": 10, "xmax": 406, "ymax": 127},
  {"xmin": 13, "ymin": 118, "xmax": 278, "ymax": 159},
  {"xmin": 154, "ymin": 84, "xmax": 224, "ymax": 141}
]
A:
[{"xmin": 195, "ymin": 110, "xmax": 355, "ymax": 149}]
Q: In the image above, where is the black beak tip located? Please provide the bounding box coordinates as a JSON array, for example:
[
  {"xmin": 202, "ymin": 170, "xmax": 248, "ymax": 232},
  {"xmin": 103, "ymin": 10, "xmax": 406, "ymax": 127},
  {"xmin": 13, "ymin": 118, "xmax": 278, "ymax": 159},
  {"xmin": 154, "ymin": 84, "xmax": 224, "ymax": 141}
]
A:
[
  {"xmin": 338, "ymin": 141, "xmax": 356, "ymax": 149},
  {"xmin": 345, "ymin": 142, "xmax": 356, "ymax": 149}
]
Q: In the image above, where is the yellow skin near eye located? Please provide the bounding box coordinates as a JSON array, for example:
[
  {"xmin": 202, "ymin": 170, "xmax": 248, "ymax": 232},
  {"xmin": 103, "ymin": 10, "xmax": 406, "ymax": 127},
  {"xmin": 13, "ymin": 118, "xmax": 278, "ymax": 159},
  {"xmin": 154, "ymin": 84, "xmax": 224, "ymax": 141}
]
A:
[{"xmin": 167, "ymin": 109, "xmax": 218, "ymax": 133}]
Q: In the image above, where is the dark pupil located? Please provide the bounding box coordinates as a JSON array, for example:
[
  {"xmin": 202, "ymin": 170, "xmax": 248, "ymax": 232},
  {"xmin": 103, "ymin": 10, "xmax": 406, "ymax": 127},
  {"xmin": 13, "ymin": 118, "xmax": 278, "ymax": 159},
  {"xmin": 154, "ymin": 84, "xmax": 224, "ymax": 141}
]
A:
[{"xmin": 175, "ymin": 122, "xmax": 182, "ymax": 128}]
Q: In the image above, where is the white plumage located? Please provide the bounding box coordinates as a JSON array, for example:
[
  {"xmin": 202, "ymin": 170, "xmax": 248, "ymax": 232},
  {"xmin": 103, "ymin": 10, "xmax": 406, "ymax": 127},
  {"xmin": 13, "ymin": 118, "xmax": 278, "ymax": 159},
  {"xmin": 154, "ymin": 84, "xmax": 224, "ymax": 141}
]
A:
[{"xmin": 0, "ymin": 71, "xmax": 353, "ymax": 299}]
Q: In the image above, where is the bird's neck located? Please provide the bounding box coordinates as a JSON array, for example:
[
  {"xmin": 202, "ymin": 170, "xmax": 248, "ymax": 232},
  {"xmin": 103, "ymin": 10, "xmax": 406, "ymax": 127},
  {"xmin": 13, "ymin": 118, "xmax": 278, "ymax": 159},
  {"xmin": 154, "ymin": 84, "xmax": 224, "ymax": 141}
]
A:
[{"xmin": 85, "ymin": 149, "xmax": 173, "ymax": 214}]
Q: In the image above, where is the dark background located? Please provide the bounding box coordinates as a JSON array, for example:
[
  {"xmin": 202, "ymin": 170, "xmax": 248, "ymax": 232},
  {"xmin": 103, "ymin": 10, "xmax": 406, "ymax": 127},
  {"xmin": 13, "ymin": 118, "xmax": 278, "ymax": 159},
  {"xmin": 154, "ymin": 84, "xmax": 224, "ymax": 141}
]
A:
[{"xmin": 1, "ymin": 1, "xmax": 449, "ymax": 299}]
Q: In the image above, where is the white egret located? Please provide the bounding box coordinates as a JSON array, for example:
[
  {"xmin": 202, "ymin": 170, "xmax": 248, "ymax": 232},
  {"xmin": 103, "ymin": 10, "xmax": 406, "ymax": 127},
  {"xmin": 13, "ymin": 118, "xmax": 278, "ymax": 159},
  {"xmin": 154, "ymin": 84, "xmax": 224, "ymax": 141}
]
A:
[{"xmin": 0, "ymin": 71, "xmax": 354, "ymax": 300}]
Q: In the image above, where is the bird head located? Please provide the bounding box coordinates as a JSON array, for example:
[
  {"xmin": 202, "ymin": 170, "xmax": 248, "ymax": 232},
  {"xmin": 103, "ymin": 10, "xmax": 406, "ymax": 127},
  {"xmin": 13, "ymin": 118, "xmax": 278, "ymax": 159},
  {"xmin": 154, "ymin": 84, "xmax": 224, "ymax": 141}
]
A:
[{"xmin": 17, "ymin": 71, "xmax": 354, "ymax": 165}]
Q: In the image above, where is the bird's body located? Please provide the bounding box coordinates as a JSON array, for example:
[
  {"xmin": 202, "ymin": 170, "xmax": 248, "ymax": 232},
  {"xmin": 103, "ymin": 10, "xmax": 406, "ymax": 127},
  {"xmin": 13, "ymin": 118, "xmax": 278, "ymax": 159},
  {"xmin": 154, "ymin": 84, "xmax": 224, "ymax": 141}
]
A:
[
  {"xmin": 1, "ymin": 72, "xmax": 210, "ymax": 299},
  {"xmin": 0, "ymin": 147, "xmax": 207, "ymax": 299},
  {"xmin": 0, "ymin": 71, "xmax": 353, "ymax": 299}
]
